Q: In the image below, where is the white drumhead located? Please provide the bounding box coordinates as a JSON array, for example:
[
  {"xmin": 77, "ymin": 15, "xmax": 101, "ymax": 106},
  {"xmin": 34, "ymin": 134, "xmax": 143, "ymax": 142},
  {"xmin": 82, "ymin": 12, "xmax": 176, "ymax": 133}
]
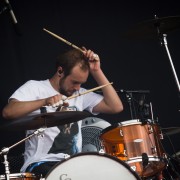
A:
[
  {"xmin": 120, "ymin": 119, "xmax": 141, "ymax": 126},
  {"xmin": 45, "ymin": 152, "xmax": 141, "ymax": 180}
]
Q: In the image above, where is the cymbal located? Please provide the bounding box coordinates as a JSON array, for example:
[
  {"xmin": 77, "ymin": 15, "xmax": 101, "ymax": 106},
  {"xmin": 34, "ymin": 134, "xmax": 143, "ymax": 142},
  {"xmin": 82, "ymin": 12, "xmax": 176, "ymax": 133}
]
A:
[
  {"xmin": 125, "ymin": 15, "xmax": 180, "ymax": 39},
  {"xmin": 0, "ymin": 111, "xmax": 90, "ymax": 131},
  {"xmin": 162, "ymin": 127, "xmax": 180, "ymax": 136}
]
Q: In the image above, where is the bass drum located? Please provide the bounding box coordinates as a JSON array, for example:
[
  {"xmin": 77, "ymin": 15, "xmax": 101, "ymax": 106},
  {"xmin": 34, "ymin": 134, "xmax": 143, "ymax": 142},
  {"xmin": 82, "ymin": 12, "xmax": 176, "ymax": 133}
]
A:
[{"xmin": 45, "ymin": 152, "xmax": 141, "ymax": 180}]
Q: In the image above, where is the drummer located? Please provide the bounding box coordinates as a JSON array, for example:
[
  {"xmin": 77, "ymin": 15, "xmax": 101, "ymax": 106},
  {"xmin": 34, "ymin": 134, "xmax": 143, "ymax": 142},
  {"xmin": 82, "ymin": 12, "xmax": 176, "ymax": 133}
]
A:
[{"xmin": 2, "ymin": 47, "xmax": 123, "ymax": 177}]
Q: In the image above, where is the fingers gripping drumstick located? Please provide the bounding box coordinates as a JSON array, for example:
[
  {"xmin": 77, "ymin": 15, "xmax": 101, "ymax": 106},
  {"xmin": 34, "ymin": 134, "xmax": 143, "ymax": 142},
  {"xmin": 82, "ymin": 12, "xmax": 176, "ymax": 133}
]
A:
[
  {"xmin": 43, "ymin": 28, "xmax": 99, "ymax": 61},
  {"xmin": 66, "ymin": 82, "xmax": 113, "ymax": 100}
]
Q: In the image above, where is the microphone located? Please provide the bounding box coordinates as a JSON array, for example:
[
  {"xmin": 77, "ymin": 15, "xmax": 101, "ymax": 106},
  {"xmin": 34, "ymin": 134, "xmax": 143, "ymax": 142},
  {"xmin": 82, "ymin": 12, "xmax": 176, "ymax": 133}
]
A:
[
  {"xmin": 138, "ymin": 94, "xmax": 150, "ymax": 119},
  {"xmin": 40, "ymin": 107, "xmax": 47, "ymax": 114},
  {"xmin": 139, "ymin": 94, "xmax": 145, "ymax": 106},
  {"xmin": 4, "ymin": 0, "xmax": 22, "ymax": 35},
  {"xmin": 142, "ymin": 153, "xmax": 149, "ymax": 168},
  {"xmin": 5, "ymin": 0, "xmax": 17, "ymax": 24}
]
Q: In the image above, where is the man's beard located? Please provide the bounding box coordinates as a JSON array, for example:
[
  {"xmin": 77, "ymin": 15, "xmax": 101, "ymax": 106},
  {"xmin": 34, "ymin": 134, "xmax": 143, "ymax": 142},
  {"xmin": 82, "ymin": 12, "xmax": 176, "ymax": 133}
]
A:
[
  {"xmin": 59, "ymin": 87, "xmax": 69, "ymax": 97},
  {"xmin": 59, "ymin": 78, "xmax": 75, "ymax": 97}
]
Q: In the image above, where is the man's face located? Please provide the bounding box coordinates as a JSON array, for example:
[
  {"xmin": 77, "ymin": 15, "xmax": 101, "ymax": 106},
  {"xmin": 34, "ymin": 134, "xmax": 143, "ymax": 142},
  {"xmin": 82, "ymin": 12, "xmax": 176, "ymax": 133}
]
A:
[{"xmin": 59, "ymin": 64, "xmax": 89, "ymax": 97}]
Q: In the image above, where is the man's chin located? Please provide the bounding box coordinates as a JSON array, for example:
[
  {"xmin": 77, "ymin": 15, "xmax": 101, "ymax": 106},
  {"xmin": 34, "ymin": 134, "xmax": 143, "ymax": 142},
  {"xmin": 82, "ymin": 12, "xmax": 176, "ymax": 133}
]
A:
[{"xmin": 66, "ymin": 92, "xmax": 74, "ymax": 97}]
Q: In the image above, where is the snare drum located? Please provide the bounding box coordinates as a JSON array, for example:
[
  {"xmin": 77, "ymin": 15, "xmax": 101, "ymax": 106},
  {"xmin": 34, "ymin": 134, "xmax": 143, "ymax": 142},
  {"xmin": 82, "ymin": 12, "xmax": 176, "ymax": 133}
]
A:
[
  {"xmin": 45, "ymin": 152, "xmax": 141, "ymax": 180},
  {"xmin": 100, "ymin": 119, "xmax": 166, "ymax": 178},
  {"xmin": 0, "ymin": 173, "xmax": 38, "ymax": 179}
]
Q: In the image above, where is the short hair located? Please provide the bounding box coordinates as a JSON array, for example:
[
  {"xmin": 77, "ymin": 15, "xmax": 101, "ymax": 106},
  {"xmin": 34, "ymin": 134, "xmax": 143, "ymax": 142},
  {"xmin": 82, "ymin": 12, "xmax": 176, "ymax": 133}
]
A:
[{"xmin": 56, "ymin": 49, "xmax": 90, "ymax": 77}]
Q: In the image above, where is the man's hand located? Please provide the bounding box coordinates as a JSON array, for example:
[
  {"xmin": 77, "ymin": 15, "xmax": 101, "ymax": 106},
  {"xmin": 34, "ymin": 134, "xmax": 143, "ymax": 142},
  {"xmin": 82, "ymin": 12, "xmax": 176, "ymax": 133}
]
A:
[
  {"xmin": 45, "ymin": 94, "xmax": 69, "ymax": 108},
  {"xmin": 82, "ymin": 47, "xmax": 101, "ymax": 71}
]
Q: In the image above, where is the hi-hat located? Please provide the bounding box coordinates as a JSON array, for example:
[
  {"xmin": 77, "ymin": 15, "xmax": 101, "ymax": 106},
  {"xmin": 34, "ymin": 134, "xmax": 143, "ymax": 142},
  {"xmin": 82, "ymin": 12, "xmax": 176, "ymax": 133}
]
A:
[
  {"xmin": 162, "ymin": 127, "xmax": 180, "ymax": 136},
  {"xmin": 0, "ymin": 111, "xmax": 90, "ymax": 131},
  {"xmin": 125, "ymin": 15, "xmax": 180, "ymax": 39}
]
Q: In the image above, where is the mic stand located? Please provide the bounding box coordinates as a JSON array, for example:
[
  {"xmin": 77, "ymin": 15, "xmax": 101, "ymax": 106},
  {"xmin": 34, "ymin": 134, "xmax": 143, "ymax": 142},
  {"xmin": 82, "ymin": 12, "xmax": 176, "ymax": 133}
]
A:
[
  {"xmin": 126, "ymin": 92, "xmax": 134, "ymax": 119},
  {"xmin": 0, "ymin": 150, "xmax": 10, "ymax": 180},
  {"xmin": 0, "ymin": 128, "xmax": 45, "ymax": 179},
  {"xmin": 120, "ymin": 90, "xmax": 138, "ymax": 119}
]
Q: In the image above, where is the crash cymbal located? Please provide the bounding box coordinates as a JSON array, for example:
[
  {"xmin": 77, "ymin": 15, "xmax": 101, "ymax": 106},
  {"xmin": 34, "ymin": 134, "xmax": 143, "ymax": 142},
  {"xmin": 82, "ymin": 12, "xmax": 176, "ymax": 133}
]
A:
[
  {"xmin": 162, "ymin": 127, "xmax": 180, "ymax": 136},
  {"xmin": 125, "ymin": 15, "xmax": 180, "ymax": 39},
  {"xmin": 0, "ymin": 111, "xmax": 90, "ymax": 131}
]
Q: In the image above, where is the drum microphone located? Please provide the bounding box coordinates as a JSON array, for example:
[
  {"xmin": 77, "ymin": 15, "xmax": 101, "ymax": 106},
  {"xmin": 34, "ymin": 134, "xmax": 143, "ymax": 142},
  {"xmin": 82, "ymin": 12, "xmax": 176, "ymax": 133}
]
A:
[
  {"xmin": 4, "ymin": 0, "xmax": 17, "ymax": 23},
  {"xmin": 40, "ymin": 106, "xmax": 47, "ymax": 114},
  {"xmin": 139, "ymin": 94, "xmax": 145, "ymax": 106},
  {"xmin": 142, "ymin": 153, "xmax": 149, "ymax": 168}
]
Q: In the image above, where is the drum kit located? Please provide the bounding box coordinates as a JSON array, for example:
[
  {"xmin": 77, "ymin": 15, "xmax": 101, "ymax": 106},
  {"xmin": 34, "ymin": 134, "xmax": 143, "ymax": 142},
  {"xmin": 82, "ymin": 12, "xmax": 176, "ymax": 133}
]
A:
[{"xmin": 1, "ymin": 15, "xmax": 180, "ymax": 180}]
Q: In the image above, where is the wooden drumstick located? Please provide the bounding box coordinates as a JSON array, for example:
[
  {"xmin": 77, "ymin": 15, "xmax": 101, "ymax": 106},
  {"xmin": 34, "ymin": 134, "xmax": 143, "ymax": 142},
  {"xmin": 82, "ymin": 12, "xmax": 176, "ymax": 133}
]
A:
[
  {"xmin": 43, "ymin": 28, "xmax": 99, "ymax": 61},
  {"xmin": 67, "ymin": 82, "xmax": 113, "ymax": 100},
  {"xmin": 43, "ymin": 28, "xmax": 84, "ymax": 53}
]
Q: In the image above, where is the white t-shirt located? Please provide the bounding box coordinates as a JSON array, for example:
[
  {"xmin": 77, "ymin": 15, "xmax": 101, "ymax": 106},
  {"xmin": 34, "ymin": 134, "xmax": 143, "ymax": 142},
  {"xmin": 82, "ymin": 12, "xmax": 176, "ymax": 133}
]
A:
[{"xmin": 9, "ymin": 79, "xmax": 103, "ymax": 172}]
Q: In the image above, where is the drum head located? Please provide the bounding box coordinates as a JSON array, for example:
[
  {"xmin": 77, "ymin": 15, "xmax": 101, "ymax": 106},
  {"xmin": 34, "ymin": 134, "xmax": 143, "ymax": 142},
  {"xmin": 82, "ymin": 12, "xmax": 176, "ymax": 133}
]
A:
[
  {"xmin": 120, "ymin": 119, "xmax": 141, "ymax": 126},
  {"xmin": 45, "ymin": 152, "xmax": 141, "ymax": 180},
  {"xmin": 101, "ymin": 119, "xmax": 141, "ymax": 136}
]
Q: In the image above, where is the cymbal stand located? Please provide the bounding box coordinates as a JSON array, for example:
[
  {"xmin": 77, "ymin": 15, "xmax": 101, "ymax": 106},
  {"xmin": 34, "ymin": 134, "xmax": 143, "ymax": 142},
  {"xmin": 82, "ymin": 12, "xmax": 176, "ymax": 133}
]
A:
[
  {"xmin": 162, "ymin": 34, "xmax": 180, "ymax": 93},
  {"xmin": 0, "ymin": 128, "xmax": 45, "ymax": 180},
  {"xmin": 155, "ymin": 15, "xmax": 180, "ymax": 97}
]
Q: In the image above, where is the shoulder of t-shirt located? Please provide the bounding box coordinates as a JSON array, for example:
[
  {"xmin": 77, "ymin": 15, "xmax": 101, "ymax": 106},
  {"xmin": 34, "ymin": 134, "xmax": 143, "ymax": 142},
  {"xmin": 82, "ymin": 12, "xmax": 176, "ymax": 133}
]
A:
[{"xmin": 24, "ymin": 79, "xmax": 48, "ymax": 86}]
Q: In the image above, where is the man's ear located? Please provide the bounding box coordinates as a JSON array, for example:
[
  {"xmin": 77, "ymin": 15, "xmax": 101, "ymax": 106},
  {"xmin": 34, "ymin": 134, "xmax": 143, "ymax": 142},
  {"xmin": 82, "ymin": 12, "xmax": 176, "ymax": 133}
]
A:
[{"xmin": 58, "ymin": 67, "xmax": 64, "ymax": 76}]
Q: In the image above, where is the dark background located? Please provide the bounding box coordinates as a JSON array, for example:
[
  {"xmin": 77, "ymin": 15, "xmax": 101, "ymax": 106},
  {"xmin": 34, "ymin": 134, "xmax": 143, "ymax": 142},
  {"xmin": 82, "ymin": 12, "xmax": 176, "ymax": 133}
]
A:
[{"xmin": 0, "ymin": 0, "xmax": 179, "ymax": 167}]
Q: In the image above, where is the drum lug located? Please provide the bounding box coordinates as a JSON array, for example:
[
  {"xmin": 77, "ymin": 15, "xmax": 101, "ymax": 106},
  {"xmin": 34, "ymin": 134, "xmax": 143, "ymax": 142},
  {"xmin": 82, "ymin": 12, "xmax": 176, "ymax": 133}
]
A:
[
  {"xmin": 159, "ymin": 132, "xmax": 164, "ymax": 139},
  {"xmin": 99, "ymin": 149, "xmax": 105, "ymax": 155},
  {"xmin": 130, "ymin": 165, "xmax": 136, "ymax": 172},
  {"xmin": 148, "ymin": 125, "xmax": 153, "ymax": 134},
  {"xmin": 163, "ymin": 153, "xmax": 167, "ymax": 159},
  {"xmin": 64, "ymin": 154, "xmax": 71, "ymax": 159},
  {"xmin": 151, "ymin": 146, "xmax": 157, "ymax": 154},
  {"xmin": 123, "ymin": 150, "xmax": 128, "ymax": 157},
  {"xmin": 119, "ymin": 129, "xmax": 123, "ymax": 136}
]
